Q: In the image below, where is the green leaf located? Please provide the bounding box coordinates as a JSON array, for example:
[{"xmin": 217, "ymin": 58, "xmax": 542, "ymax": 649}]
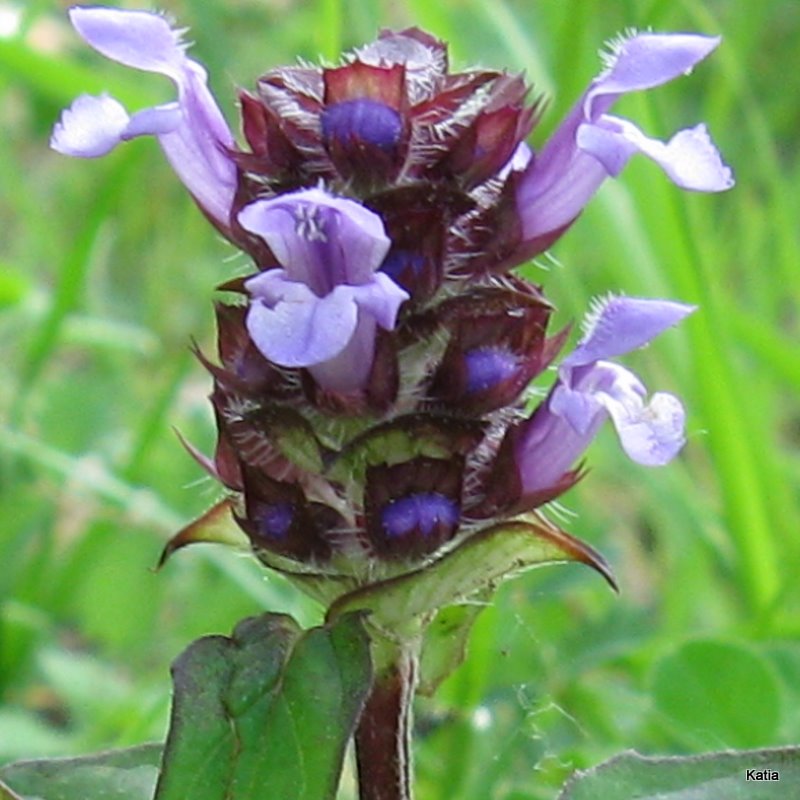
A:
[
  {"xmin": 557, "ymin": 747, "xmax": 800, "ymax": 799},
  {"xmin": 155, "ymin": 612, "xmax": 373, "ymax": 800},
  {"xmin": 0, "ymin": 744, "xmax": 162, "ymax": 800},
  {"xmin": 651, "ymin": 639, "xmax": 781, "ymax": 749},
  {"xmin": 417, "ymin": 590, "xmax": 492, "ymax": 697}
]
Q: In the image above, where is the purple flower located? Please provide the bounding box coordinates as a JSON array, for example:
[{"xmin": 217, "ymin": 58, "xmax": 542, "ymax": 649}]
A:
[
  {"xmin": 50, "ymin": 7, "xmax": 236, "ymax": 230},
  {"xmin": 514, "ymin": 296, "xmax": 696, "ymax": 497},
  {"xmin": 239, "ymin": 188, "xmax": 409, "ymax": 393},
  {"xmin": 515, "ymin": 32, "xmax": 734, "ymax": 246}
]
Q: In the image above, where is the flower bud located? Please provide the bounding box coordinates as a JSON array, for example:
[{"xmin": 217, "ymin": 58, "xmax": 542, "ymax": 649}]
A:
[
  {"xmin": 428, "ymin": 282, "xmax": 563, "ymax": 414},
  {"xmin": 364, "ymin": 457, "xmax": 463, "ymax": 560},
  {"xmin": 321, "ymin": 62, "xmax": 408, "ymax": 183}
]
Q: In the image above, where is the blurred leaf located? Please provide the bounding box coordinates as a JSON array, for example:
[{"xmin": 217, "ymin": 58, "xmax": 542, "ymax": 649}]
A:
[
  {"xmin": 0, "ymin": 265, "xmax": 30, "ymax": 308},
  {"xmin": 650, "ymin": 639, "xmax": 781, "ymax": 749},
  {"xmin": 0, "ymin": 744, "xmax": 162, "ymax": 800},
  {"xmin": 16, "ymin": 152, "xmax": 140, "ymax": 407},
  {"xmin": 727, "ymin": 308, "xmax": 800, "ymax": 394},
  {"xmin": 61, "ymin": 314, "xmax": 159, "ymax": 355},
  {"xmin": 154, "ymin": 611, "xmax": 372, "ymax": 800},
  {"xmin": 557, "ymin": 747, "xmax": 800, "ymax": 799},
  {"xmin": 0, "ymin": 709, "xmax": 72, "ymax": 764},
  {"xmin": 0, "ymin": 35, "xmax": 159, "ymax": 108}
]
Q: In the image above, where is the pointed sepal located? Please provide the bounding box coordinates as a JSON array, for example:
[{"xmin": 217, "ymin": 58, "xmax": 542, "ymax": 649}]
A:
[{"xmin": 157, "ymin": 498, "xmax": 250, "ymax": 569}]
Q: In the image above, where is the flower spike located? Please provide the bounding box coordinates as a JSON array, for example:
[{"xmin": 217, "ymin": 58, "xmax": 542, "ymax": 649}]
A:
[{"xmin": 52, "ymin": 13, "xmax": 732, "ymax": 654}]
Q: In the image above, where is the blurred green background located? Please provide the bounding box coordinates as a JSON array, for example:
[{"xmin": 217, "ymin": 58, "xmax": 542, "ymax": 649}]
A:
[{"xmin": 1, "ymin": 0, "xmax": 798, "ymax": 797}]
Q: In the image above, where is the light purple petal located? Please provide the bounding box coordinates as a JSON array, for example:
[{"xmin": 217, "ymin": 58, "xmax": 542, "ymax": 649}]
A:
[
  {"xmin": 290, "ymin": 188, "xmax": 390, "ymax": 251},
  {"xmin": 514, "ymin": 295, "xmax": 693, "ymax": 490},
  {"xmin": 239, "ymin": 203, "xmax": 312, "ymax": 280},
  {"xmin": 240, "ymin": 200, "xmax": 340, "ymax": 294},
  {"xmin": 242, "ymin": 190, "xmax": 407, "ymax": 391},
  {"xmin": 600, "ymin": 389, "xmax": 687, "ymax": 465},
  {"xmin": 242, "ymin": 268, "xmax": 290, "ymax": 305},
  {"xmin": 307, "ymin": 313, "xmax": 378, "ymax": 393},
  {"xmin": 577, "ymin": 117, "xmax": 734, "ymax": 191},
  {"xmin": 69, "ymin": 7, "xmax": 187, "ymax": 77},
  {"xmin": 587, "ymin": 33, "xmax": 721, "ymax": 112},
  {"xmin": 244, "ymin": 267, "xmax": 407, "ymax": 371},
  {"xmin": 329, "ymin": 200, "xmax": 395, "ymax": 285},
  {"xmin": 644, "ymin": 123, "xmax": 734, "ymax": 191},
  {"xmin": 239, "ymin": 189, "xmax": 391, "ymax": 290},
  {"xmin": 51, "ymin": 95, "xmax": 184, "ymax": 156},
  {"xmin": 566, "ymin": 356, "xmax": 687, "ymax": 466},
  {"xmin": 239, "ymin": 188, "xmax": 388, "ymax": 252},
  {"xmin": 50, "ymin": 93, "xmax": 131, "ymax": 157},
  {"xmin": 497, "ymin": 142, "xmax": 533, "ymax": 180},
  {"xmin": 150, "ymin": 59, "xmax": 236, "ymax": 227},
  {"xmin": 548, "ymin": 381, "xmax": 607, "ymax": 436},
  {"xmin": 124, "ymin": 104, "xmax": 183, "ymax": 138},
  {"xmin": 516, "ymin": 142, "xmax": 607, "ymax": 240},
  {"xmin": 351, "ymin": 272, "xmax": 409, "ymax": 330},
  {"xmin": 515, "ymin": 362, "xmax": 625, "ymax": 493},
  {"xmin": 246, "ymin": 277, "xmax": 359, "ymax": 367},
  {"xmin": 515, "ymin": 31, "xmax": 732, "ymax": 243},
  {"xmin": 563, "ymin": 296, "xmax": 696, "ymax": 368},
  {"xmin": 515, "ymin": 388, "xmax": 606, "ymax": 494},
  {"xmin": 54, "ymin": 7, "xmax": 236, "ymax": 228},
  {"xmin": 561, "ymin": 359, "xmax": 687, "ymax": 466},
  {"xmin": 572, "ymin": 118, "xmax": 639, "ymax": 177}
]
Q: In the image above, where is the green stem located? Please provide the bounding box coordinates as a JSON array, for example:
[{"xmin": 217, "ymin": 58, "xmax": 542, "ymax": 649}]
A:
[{"xmin": 354, "ymin": 646, "xmax": 417, "ymax": 800}]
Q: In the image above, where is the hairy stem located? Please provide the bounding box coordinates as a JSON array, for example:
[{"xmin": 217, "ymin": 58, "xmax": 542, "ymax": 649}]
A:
[{"xmin": 354, "ymin": 646, "xmax": 417, "ymax": 800}]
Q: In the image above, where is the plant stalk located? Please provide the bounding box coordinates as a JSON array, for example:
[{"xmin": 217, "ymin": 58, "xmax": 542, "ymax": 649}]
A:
[{"xmin": 354, "ymin": 645, "xmax": 417, "ymax": 800}]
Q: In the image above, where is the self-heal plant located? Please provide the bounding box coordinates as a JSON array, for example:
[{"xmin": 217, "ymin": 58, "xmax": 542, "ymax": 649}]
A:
[{"xmin": 50, "ymin": 7, "xmax": 732, "ymax": 800}]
